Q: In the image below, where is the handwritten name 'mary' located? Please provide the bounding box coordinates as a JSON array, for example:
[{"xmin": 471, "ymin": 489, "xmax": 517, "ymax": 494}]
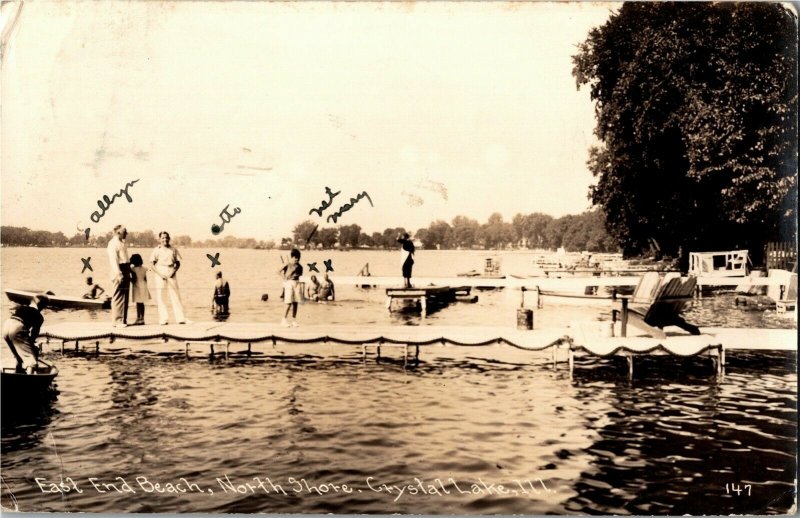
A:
[{"xmin": 308, "ymin": 186, "xmax": 373, "ymax": 224}]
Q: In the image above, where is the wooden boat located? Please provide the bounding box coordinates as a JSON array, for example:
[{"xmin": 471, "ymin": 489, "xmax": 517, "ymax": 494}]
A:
[
  {"xmin": 1, "ymin": 359, "xmax": 59, "ymax": 394},
  {"xmin": 457, "ymin": 257, "xmax": 505, "ymax": 290},
  {"xmin": 4, "ymin": 288, "xmax": 111, "ymax": 310}
]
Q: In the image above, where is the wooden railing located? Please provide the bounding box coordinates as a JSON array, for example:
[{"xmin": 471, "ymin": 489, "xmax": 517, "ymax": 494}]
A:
[{"xmin": 765, "ymin": 242, "xmax": 797, "ymax": 272}]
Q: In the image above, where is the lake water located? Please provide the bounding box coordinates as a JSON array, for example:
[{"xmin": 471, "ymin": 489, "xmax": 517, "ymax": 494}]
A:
[{"xmin": 1, "ymin": 248, "xmax": 796, "ymax": 514}]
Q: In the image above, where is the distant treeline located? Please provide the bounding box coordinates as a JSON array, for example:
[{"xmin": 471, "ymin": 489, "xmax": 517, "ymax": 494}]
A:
[
  {"xmin": 2, "ymin": 210, "xmax": 618, "ymax": 252},
  {"xmin": 292, "ymin": 209, "xmax": 618, "ymax": 252},
  {"xmin": 0, "ymin": 227, "xmax": 277, "ymax": 249}
]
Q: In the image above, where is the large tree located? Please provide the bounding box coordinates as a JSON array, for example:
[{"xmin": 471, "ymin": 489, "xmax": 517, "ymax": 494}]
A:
[
  {"xmin": 338, "ymin": 224, "xmax": 362, "ymax": 249},
  {"xmin": 573, "ymin": 2, "xmax": 797, "ymax": 262}
]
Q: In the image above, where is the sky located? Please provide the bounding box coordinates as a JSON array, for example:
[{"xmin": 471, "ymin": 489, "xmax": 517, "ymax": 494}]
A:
[{"xmin": 1, "ymin": 1, "xmax": 616, "ymax": 242}]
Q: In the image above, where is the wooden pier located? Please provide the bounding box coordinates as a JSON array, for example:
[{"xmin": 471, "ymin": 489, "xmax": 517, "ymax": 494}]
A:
[
  {"xmin": 37, "ymin": 321, "xmax": 796, "ymax": 379},
  {"xmin": 385, "ymin": 285, "xmax": 473, "ymax": 316}
]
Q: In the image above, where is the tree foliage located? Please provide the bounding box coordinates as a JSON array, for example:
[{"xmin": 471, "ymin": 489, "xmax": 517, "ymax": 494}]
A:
[{"xmin": 573, "ymin": 2, "xmax": 798, "ymax": 260}]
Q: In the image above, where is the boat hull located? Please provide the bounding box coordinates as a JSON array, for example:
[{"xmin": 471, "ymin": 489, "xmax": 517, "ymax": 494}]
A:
[
  {"xmin": 4, "ymin": 289, "xmax": 110, "ymax": 310},
  {"xmin": 1, "ymin": 364, "xmax": 59, "ymax": 396}
]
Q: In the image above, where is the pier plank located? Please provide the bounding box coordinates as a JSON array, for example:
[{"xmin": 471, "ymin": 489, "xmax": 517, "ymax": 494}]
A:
[
  {"xmin": 39, "ymin": 322, "xmax": 795, "ymax": 352},
  {"xmin": 40, "ymin": 322, "xmax": 571, "ymax": 351}
]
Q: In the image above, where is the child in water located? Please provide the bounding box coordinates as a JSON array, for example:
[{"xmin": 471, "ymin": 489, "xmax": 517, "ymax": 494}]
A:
[
  {"xmin": 279, "ymin": 249, "xmax": 303, "ymax": 327},
  {"xmin": 129, "ymin": 254, "xmax": 150, "ymax": 325},
  {"xmin": 212, "ymin": 271, "xmax": 231, "ymax": 315},
  {"xmin": 82, "ymin": 277, "xmax": 105, "ymax": 299},
  {"xmin": 306, "ymin": 275, "xmax": 321, "ymax": 302},
  {"xmin": 319, "ymin": 273, "xmax": 335, "ymax": 302}
]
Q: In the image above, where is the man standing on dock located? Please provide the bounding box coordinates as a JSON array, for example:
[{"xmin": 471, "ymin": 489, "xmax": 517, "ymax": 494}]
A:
[
  {"xmin": 397, "ymin": 232, "xmax": 415, "ymax": 288},
  {"xmin": 107, "ymin": 224, "xmax": 131, "ymax": 327}
]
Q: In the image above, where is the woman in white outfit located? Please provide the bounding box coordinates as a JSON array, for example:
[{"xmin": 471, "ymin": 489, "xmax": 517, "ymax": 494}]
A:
[{"xmin": 150, "ymin": 231, "xmax": 188, "ymax": 325}]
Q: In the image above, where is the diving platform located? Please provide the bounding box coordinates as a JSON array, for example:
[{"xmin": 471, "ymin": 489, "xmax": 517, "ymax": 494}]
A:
[
  {"xmin": 37, "ymin": 321, "xmax": 796, "ymax": 378},
  {"xmin": 384, "ymin": 285, "xmax": 474, "ymax": 316}
]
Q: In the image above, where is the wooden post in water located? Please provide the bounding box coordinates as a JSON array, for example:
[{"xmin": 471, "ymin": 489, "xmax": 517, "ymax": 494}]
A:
[
  {"xmin": 620, "ymin": 299, "xmax": 628, "ymax": 337},
  {"xmin": 626, "ymin": 354, "xmax": 634, "ymax": 380},
  {"xmin": 568, "ymin": 348, "xmax": 575, "ymax": 380}
]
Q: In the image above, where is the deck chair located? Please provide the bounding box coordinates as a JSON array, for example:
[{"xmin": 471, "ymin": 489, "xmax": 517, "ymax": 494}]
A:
[
  {"xmin": 616, "ymin": 273, "xmax": 700, "ymax": 339},
  {"xmin": 777, "ymin": 274, "xmax": 797, "ymax": 314}
]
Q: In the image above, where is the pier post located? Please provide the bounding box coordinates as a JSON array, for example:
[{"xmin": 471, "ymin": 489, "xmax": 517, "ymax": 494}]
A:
[
  {"xmin": 568, "ymin": 347, "xmax": 574, "ymax": 380},
  {"xmin": 61, "ymin": 340, "xmax": 65, "ymax": 355},
  {"xmin": 75, "ymin": 340, "xmax": 79, "ymax": 352},
  {"xmin": 210, "ymin": 343, "xmax": 215, "ymax": 358},
  {"xmin": 362, "ymin": 344, "xmax": 367, "ymax": 361},
  {"xmin": 224, "ymin": 342, "xmax": 229, "ymax": 360},
  {"xmin": 552, "ymin": 344, "xmax": 557, "ymax": 369},
  {"xmin": 415, "ymin": 345, "xmax": 420, "ymax": 366},
  {"xmin": 404, "ymin": 344, "xmax": 408, "ymax": 368},
  {"xmin": 386, "ymin": 297, "xmax": 392, "ymax": 312},
  {"xmin": 95, "ymin": 341, "xmax": 100, "ymax": 355},
  {"xmin": 420, "ymin": 297, "xmax": 427, "ymax": 318},
  {"xmin": 185, "ymin": 342, "xmax": 190, "ymax": 358},
  {"xmin": 247, "ymin": 343, "xmax": 252, "ymax": 357},
  {"xmin": 620, "ymin": 299, "xmax": 628, "ymax": 337},
  {"xmin": 626, "ymin": 354, "xmax": 634, "ymax": 380}
]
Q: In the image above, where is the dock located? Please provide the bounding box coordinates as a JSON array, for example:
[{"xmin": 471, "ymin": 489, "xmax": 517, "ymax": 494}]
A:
[
  {"xmin": 310, "ymin": 274, "xmax": 794, "ymax": 291},
  {"xmin": 384, "ymin": 286, "xmax": 473, "ymax": 316},
  {"xmin": 38, "ymin": 321, "xmax": 796, "ymax": 378},
  {"xmin": 39, "ymin": 322, "xmax": 569, "ymax": 368}
]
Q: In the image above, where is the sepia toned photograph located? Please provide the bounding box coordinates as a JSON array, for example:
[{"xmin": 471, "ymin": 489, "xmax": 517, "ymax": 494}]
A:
[{"xmin": 1, "ymin": 1, "xmax": 797, "ymax": 515}]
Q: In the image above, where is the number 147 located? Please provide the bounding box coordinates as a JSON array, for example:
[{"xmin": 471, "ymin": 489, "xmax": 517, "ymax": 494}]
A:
[{"xmin": 725, "ymin": 483, "xmax": 751, "ymax": 496}]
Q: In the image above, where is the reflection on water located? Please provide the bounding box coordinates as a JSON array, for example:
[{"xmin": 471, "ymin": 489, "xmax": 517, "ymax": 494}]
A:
[
  {"xmin": 1, "ymin": 347, "xmax": 795, "ymax": 514},
  {"xmin": 1, "ymin": 248, "xmax": 797, "ymax": 513}
]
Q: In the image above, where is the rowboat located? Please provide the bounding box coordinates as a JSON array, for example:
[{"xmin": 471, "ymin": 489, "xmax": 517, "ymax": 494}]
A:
[
  {"xmin": 4, "ymin": 288, "xmax": 110, "ymax": 310},
  {"xmin": 1, "ymin": 359, "xmax": 59, "ymax": 395},
  {"xmin": 457, "ymin": 257, "xmax": 505, "ymax": 290}
]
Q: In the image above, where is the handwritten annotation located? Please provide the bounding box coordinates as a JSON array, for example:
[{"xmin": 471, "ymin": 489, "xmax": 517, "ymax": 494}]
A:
[
  {"xmin": 307, "ymin": 260, "xmax": 334, "ymax": 273},
  {"xmin": 211, "ymin": 205, "xmax": 241, "ymax": 235},
  {"xmin": 89, "ymin": 179, "xmax": 141, "ymax": 224},
  {"xmin": 207, "ymin": 253, "xmax": 221, "ymax": 267},
  {"xmin": 81, "ymin": 257, "xmax": 93, "ymax": 273},
  {"xmin": 308, "ymin": 186, "xmax": 373, "ymax": 224}
]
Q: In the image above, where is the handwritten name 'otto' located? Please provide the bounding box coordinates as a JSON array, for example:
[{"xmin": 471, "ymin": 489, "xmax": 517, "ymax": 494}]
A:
[{"xmin": 211, "ymin": 204, "xmax": 241, "ymax": 235}]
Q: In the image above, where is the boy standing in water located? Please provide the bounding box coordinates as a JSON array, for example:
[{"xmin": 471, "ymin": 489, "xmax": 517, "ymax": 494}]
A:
[
  {"xmin": 279, "ymin": 249, "xmax": 303, "ymax": 327},
  {"xmin": 212, "ymin": 271, "xmax": 231, "ymax": 315},
  {"xmin": 397, "ymin": 232, "xmax": 415, "ymax": 288}
]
